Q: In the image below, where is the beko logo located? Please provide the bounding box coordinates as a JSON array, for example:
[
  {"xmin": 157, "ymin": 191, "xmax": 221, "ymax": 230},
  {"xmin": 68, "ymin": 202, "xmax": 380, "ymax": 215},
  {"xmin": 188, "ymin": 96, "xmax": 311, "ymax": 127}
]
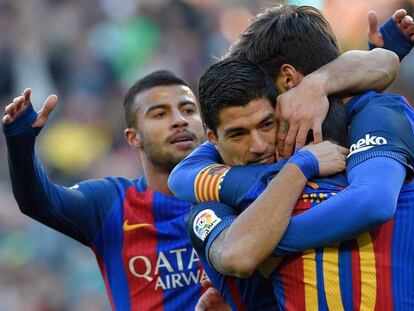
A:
[{"xmin": 349, "ymin": 134, "xmax": 387, "ymax": 157}]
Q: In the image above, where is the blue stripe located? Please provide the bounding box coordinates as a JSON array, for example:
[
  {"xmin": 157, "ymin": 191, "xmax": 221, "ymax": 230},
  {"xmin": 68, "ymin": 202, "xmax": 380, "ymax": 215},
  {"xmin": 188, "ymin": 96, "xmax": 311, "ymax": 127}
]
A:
[
  {"xmin": 316, "ymin": 248, "xmax": 329, "ymax": 311},
  {"xmin": 272, "ymin": 271, "xmax": 286, "ymax": 310},
  {"xmin": 93, "ymin": 191, "xmax": 131, "ymax": 310},
  {"xmin": 339, "ymin": 241, "xmax": 354, "ymax": 311},
  {"xmin": 392, "ymin": 189, "xmax": 414, "ymax": 310}
]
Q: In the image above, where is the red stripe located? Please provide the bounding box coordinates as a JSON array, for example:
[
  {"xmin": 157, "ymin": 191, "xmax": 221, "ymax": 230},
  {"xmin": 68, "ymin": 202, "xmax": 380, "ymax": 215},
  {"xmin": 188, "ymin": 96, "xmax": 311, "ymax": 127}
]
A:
[
  {"xmin": 226, "ymin": 277, "xmax": 247, "ymax": 311},
  {"xmin": 204, "ymin": 174, "xmax": 215, "ymax": 201},
  {"xmin": 402, "ymin": 96, "xmax": 413, "ymax": 108},
  {"xmin": 122, "ymin": 187, "xmax": 164, "ymax": 311},
  {"xmin": 93, "ymin": 247, "xmax": 115, "ymax": 310},
  {"xmin": 372, "ymin": 220, "xmax": 394, "ymax": 311},
  {"xmin": 351, "ymin": 239, "xmax": 361, "ymax": 311},
  {"xmin": 196, "ymin": 260, "xmax": 207, "ymax": 295},
  {"xmin": 195, "ymin": 171, "xmax": 204, "ymax": 201},
  {"xmin": 276, "ymin": 198, "xmax": 309, "ymax": 309},
  {"xmin": 293, "ymin": 197, "xmax": 312, "ymax": 216},
  {"xmin": 199, "ymin": 173, "xmax": 209, "ymax": 201},
  {"xmin": 279, "ymin": 254, "xmax": 306, "ymax": 311}
]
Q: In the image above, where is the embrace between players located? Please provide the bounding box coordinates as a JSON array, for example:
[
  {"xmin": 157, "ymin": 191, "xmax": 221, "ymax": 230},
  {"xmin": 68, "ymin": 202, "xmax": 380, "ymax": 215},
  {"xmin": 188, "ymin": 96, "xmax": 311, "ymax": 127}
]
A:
[{"xmin": 3, "ymin": 4, "xmax": 414, "ymax": 311}]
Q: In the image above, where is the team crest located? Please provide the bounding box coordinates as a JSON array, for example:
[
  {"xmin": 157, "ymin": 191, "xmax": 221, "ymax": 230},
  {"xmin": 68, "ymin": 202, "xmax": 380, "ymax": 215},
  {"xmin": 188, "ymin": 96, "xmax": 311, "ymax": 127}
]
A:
[
  {"xmin": 207, "ymin": 165, "xmax": 229, "ymax": 176},
  {"xmin": 193, "ymin": 209, "xmax": 221, "ymax": 241}
]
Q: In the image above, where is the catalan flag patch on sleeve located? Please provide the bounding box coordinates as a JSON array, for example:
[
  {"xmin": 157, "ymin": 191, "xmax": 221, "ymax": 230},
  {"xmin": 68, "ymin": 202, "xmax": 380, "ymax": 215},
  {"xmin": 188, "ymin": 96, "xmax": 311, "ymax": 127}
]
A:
[{"xmin": 194, "ymin": 164, "xmax": 230, "ymax": 202}]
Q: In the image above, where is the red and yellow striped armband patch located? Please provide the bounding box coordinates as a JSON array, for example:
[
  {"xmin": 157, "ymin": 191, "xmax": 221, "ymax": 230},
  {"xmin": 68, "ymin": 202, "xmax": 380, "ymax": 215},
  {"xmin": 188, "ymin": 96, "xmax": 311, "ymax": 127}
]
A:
[{"xmin": 194, "ymin": 164, "xmax": 230, "ymax": 202}]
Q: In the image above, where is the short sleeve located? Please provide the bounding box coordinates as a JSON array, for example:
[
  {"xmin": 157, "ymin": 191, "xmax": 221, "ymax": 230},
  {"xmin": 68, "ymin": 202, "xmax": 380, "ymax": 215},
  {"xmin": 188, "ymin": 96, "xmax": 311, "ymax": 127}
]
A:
[
  {"xmin": 347, "ymin": 93, "xmax": 414, "ymax": 174},
  {"xmin": 185, "ymin": 201, "xmax": 237, "ymax": 260}
]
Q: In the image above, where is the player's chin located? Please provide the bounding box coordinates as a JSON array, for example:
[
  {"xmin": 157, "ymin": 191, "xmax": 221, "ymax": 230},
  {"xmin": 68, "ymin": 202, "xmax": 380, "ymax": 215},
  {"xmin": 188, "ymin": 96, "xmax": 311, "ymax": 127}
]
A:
[{"xmin": 167, "ymin": 142, "xmax": 196, "ymax": 159}]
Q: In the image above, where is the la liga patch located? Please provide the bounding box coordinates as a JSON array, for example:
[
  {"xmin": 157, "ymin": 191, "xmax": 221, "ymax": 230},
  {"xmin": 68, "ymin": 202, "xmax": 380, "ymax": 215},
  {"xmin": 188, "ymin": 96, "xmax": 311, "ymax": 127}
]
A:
[{"xmin": 193, "ymin": 209, "xmax": 221, "ymax": 241}]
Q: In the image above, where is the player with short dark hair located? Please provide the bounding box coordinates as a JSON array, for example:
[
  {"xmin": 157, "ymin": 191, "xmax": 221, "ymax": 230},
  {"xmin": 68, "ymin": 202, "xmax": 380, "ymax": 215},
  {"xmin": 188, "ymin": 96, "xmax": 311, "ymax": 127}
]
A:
[
  {"xmin": 2, "ymin": 70, "xmax": 210, "ymax": 310},
  {"xmin": 123, "ymin": 70, "xmax": 190, "ymax": 128},
  {"xmin": 198, "ymin": 59, "xmax": 276, "ymax": 135},
  {"xmin": 192, "ymin": 58, "xmax": 349, "ymax": 310},
  {"xmin": 227, "ymin": 5, "xmax": 342, "ymax": 84}
]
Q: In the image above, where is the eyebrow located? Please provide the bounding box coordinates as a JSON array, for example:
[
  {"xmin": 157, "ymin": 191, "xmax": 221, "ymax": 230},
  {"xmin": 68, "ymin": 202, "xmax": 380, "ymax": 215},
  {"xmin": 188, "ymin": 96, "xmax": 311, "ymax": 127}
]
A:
[
  {"xmin": 224, "ymin": 127, "xmax": 247, "ymax": 138},
  {"xmin": 144, "ymin": 100, "xmax": 196, "ymax": 115},
  {"xmin": 259, "ymin": 113, "xmax": 275, "ymax": 125},
  {"xmin": 178, "ymin": 100, "xmax": 197, "ymax": 108},
  {"xmin": 223, "ymin": 113, "xmax": 274, "ymax": 138},
  {"xmin": 144, "ymin": 104, "xmax": 169, "ymax": 116}
]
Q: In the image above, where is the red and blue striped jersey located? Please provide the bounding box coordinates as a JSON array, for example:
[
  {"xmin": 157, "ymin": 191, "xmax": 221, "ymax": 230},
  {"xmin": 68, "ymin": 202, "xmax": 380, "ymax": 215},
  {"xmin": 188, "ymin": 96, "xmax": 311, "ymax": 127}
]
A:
[
  {"xmin": 4, "ymin": 113, "xmax": 207, "ymax": 310},
  {"xmin": 273, "ymin": 180, "xmax": 414, "ymax": 311},
  {"xmin": 92, "ymin": 177, "xmax": 207, "ymax": 310}
]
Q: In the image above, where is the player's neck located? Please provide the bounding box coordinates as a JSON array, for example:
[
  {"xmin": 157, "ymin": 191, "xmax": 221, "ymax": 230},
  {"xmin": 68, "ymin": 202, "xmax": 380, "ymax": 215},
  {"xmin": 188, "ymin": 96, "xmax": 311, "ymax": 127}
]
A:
[{"xmin": 141, "ymin": 158, "xmax": 173, "ymax": 196}]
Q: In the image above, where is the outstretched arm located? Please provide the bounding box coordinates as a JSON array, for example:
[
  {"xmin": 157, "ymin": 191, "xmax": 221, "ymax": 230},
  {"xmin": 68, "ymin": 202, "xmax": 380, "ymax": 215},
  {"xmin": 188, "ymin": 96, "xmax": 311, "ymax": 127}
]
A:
[
  {"xmin": 3, "ymin": 89, "xmax": 116, "ymax": 245},
  {"xmin": 273, "ymin": 157, "xmax": 405, "ymax": 255}
]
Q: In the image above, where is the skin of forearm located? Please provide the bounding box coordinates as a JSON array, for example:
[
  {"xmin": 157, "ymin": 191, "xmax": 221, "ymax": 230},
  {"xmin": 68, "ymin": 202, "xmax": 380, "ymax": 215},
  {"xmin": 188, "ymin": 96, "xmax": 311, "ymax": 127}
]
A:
[
  {"xmin": 214, "ymin": 163, "xmax": 307, "ymax": 278},
  {"xmin": 306, "ymin": 49, "xmax": 399, "ymax": 96}
]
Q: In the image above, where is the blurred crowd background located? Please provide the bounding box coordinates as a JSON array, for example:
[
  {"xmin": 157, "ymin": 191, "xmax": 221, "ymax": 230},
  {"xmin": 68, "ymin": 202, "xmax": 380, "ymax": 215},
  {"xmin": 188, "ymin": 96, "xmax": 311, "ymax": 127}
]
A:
[{"xmin": 0, "ymin": 0, "xmax": 413, "ymax": 310}]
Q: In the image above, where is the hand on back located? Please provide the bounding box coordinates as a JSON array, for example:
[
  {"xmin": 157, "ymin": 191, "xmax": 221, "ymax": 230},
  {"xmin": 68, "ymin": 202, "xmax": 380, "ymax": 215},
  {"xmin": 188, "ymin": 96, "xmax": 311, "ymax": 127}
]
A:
[{"xmin": 302, "ymin": 141, "xmax": 349, "ymax": 177}]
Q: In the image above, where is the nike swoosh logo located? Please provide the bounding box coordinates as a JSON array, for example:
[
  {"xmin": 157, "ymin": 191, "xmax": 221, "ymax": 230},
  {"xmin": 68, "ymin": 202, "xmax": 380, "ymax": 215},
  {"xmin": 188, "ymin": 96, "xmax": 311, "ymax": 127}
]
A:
[{"xmin": 123, "ymin": 220, "xmax": 153, "ymax": 232}]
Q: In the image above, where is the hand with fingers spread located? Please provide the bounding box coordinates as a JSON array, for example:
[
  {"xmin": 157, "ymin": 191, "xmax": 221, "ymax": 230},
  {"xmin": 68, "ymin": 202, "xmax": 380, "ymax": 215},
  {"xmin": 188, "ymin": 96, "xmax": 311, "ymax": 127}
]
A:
[
  {"xmin": 3, "ymin": 88, "xmax": 58, "ymax": 127},
  {"xmin": 195, "ymin": 280, "xmax": 231, "ymax": 311},
  {"xmin": 368, "ymin": 9, "xmax": 414, "ymax": 46},
  {"xmin": 276, "ymin": 77, "xmax": 328, "ymax": 159},
  {"xmin": 301, "ymin": 141, "xmax": 349, "ymax": 177}
]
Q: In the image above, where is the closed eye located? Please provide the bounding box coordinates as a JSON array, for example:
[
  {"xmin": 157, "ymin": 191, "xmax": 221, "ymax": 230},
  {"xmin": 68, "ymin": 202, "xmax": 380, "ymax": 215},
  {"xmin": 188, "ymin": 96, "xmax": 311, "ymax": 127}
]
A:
[{"xmin": 260, "ymin": 120, "xmax": 275, "ymax": 131}]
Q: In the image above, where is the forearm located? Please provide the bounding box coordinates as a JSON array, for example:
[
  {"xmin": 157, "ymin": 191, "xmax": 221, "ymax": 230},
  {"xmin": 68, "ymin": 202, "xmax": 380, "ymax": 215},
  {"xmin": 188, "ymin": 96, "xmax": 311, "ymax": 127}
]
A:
[
  {"xmin": 307, "ymin": 49, "xmax": 398, "ymax": 96},
  {"xmin": 219, "ymin": 163, "xmax": 306, "ymax": 277},
  {"xmin": 4, "ymin": 107, "xmax": 104, "ymax": 244},
  {"xmin": 3, "ymin": 106, "xmax": 56, "ymax": 220},
  {"xmin": 6, "ymin": 129, "xmax": 71, "ymax": 225},
  {"xmin": 169, "ymin": 141, "xmax": 283, "ymax": 205},
  {"xmin": 273, "ymin": 157, "xmax": 405, "ymax": 256}
]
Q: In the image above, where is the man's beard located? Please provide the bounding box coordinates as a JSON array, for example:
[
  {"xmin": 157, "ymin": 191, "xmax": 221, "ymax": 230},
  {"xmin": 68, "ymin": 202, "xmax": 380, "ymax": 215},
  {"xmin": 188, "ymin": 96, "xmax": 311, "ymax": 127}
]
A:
[{"xmin": 141, "ymin": 138, "xmax": 189, "ymax": 173}]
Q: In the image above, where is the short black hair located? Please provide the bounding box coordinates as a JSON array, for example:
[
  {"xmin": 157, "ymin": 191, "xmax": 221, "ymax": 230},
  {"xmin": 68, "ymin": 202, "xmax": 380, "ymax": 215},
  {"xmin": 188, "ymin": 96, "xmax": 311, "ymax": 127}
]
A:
[
  {"xmin": 199, "ymin": 58, "xmax": 276, "ymax": 134},
  {"xmin": 123, "ymin": 70, "xmax": 189, "ymax": 127},
  {"xmin": 227, "ymin": 5, "xmax": 341, "ymax": 81},
  {"xmin": 307, "ymin": 97, "xmax": 348, "ymax": 147}
]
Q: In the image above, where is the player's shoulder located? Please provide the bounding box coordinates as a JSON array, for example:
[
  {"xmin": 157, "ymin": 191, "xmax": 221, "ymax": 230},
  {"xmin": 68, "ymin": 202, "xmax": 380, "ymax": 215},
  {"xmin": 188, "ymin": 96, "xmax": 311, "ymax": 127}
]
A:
[
  {"xmin": 346, "ymin": 91, "xmax": 408, "ymax": 116},
  {"xmin": 368, "ymin": 92, "xmax": 409, "ymax": 107}
]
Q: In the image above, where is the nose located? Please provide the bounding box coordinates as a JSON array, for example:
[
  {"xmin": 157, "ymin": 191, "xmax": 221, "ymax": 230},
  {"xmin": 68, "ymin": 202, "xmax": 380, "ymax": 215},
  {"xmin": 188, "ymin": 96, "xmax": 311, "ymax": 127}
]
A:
[
  {"xmin": 171, "ymin": 110, "xmax": 189, "ymax": 129},
  {"xmin": 249, "ymin": 130, "xmax": 267, "ymax": 154}
]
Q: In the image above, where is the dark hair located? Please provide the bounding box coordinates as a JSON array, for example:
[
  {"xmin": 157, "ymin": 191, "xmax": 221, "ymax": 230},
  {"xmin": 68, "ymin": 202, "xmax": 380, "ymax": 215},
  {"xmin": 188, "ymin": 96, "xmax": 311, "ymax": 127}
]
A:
[
  {"xmin": 227, "ymin": 5, "xmax": 342, "ymax": 81},
  {"xmin": 198, "ymin": 58, "xmax": 276, "ymax": 134},
  {"xmin": 307, "ymin": 97, "xmax": 348, "ymax": 147},
  {"xmin": 123, "ymin": 70, "xmax": 189, "ymax": 127}
]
